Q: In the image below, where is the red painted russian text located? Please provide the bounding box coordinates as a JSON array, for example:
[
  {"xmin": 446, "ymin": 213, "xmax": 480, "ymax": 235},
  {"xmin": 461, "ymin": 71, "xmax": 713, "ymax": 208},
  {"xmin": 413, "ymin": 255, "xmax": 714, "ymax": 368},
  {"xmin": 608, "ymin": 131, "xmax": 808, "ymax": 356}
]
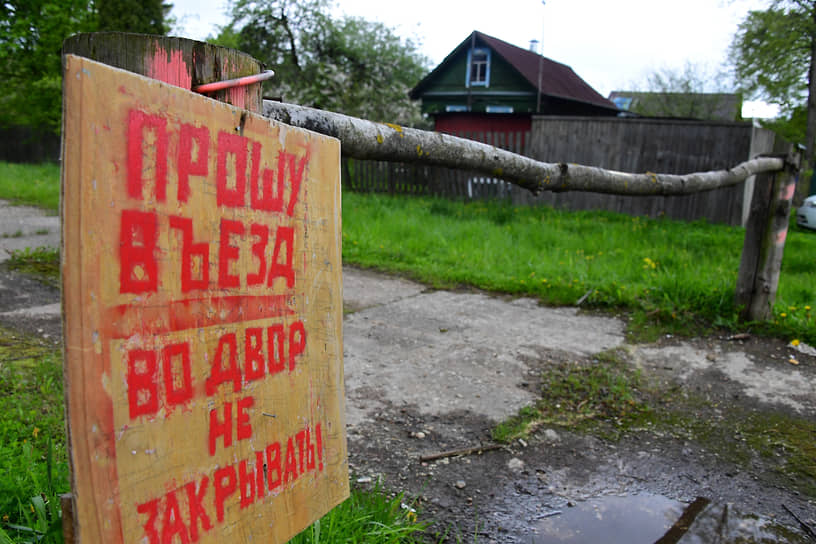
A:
[{"xmin": 135, "ymin": 424, "xmax": 324, "ymax": 543}]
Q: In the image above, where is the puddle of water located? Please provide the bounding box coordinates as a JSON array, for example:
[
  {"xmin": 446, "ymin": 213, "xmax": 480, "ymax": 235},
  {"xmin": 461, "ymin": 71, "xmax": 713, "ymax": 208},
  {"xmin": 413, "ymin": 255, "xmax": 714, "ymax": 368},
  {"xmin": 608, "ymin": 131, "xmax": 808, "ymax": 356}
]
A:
[
  {"xmin": 533, "ymin": 494, "xmax": 684, "ymax": 543},
  {"xmin": 532, "ymin": 494, "xmax": 809, "ymax": 544}
]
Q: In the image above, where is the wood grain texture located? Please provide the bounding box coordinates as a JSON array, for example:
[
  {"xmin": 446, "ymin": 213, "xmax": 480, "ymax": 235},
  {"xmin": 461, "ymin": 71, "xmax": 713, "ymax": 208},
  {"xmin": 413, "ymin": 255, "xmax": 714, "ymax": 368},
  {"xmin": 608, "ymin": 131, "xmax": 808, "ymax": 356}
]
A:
[
  {"xmin": 63, "ymin": 33, "xmax": 263, "ymax": 112},
  {"xmin": 61, "ymin": 55, "xmax": 347, "ymax": 543}
]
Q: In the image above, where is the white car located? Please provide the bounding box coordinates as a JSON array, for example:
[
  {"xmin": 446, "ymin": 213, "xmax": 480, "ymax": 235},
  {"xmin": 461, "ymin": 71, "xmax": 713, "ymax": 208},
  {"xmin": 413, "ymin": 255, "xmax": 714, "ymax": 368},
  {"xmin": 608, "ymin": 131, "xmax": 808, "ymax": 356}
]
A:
[{"xmin": 797, "ymin": 195, "xmax": 816, "ymax": 231}]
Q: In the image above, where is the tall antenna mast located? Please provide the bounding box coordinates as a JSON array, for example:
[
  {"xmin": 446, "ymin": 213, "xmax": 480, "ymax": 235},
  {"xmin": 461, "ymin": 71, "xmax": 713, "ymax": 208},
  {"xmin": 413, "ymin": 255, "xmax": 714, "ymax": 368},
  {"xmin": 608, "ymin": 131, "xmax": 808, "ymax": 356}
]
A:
[{"xmin": 536, "ymin": 1, "xmax": 546, "ymax": 114}]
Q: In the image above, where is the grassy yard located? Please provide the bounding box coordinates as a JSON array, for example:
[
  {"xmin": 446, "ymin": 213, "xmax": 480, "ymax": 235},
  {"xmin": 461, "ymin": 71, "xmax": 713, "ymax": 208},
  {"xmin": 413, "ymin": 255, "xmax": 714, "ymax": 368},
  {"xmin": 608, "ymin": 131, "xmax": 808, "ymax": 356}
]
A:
[
  {"xmin": 342, "ymin": 191, "xmax": 815, "ymax": 344},
  {"xmin": 0, "ymin": 162, "xmax": 60, "ymax": 212},
  {"xmin": 0, "ymin": 330, "xmax": 67, "ymax": 543},
  {"xmin": 0, "ymin": 157, "xmax": 813, "ymax": 342},
  {"xmin": 1, "ymin": 160, "xmax": 815, "ymax": 541}
]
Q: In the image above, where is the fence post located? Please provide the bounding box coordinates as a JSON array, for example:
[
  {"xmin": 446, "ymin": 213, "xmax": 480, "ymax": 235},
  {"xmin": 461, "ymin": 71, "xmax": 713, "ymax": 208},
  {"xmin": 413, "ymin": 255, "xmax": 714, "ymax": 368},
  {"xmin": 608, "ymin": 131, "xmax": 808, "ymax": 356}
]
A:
[
  {"xmin": 62, "ymin": 32, "xmax": 263, "ymax": 113},
  {"xmin": 60, "ymin": 32, "xmax": 265, "ymax": 543},
  {"xmin": 735, "ymin": 142, "xmax": 801, "ymax": 322}
]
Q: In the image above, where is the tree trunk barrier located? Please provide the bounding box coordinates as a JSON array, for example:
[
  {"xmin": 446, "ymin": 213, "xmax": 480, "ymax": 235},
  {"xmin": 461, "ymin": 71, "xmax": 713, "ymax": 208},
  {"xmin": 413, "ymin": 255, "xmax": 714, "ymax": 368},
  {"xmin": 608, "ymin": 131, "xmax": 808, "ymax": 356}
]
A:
[{"xmin": 263, "ymin": 101, "xmax": 801, "ymax": 322}]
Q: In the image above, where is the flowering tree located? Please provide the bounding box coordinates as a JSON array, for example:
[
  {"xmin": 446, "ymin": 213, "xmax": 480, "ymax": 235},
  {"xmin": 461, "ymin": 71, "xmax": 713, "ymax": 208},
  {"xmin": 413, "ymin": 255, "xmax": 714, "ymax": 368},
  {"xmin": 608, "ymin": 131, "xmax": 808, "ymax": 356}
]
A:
[{"xmin": 214, "ymin": 0, "xmax": 429, "ymax": 126}]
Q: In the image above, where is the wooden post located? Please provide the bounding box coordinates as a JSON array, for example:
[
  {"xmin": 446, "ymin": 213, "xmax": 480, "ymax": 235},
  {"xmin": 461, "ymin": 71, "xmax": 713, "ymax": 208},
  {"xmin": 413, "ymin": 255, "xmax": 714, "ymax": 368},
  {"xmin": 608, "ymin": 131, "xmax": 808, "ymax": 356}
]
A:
[
  {"xmin": 60, "ymin": 33, "xmax": 264, "ymax": 542},
  {"xmin": 60, "ymin": 493, "xmax": 74, "ymax": 544},
  {"xmin": 735, "ymin": 141, "xmax": 801, "ymax": 321},
  {"xmin": 63, "ymin": 32, "xmax": 263, "ymax": 113}
]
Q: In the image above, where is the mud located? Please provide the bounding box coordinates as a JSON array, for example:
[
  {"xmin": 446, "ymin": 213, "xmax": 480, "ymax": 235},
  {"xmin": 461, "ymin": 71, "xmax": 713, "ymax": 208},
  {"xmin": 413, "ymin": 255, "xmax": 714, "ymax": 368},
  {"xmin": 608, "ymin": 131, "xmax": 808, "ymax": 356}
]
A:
[
  {"xmin": 1, "ymin": 199, "xmax": 814, "ymax": 542},
  {"xmin": 346, "ymin": 337, "xmax": 816, "ymax": 542},
  {"xmin": 342, "ymin": 272, "xmax": 816, "ymax": 542}
]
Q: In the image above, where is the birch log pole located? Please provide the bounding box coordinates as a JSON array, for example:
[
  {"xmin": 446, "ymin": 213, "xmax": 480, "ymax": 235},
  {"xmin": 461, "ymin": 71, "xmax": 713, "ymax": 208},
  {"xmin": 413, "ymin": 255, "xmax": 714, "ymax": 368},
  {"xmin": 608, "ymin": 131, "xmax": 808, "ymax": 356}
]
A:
[
  {"xmin": 263, "ymin": 101, "xmax": 784, "ymax": 196},
  {"xmin": 264, "ymin": 100, "xmax": 801, "ymax": 323}
]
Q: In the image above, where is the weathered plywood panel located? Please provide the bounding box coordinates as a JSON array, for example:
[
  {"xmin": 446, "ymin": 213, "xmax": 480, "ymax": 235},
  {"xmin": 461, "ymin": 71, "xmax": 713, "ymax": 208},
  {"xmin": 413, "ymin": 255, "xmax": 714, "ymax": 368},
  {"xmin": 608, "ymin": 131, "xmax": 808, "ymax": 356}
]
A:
[{"xmin": 61, "ymin": 55, "xmax": 347, "ymax": 543}]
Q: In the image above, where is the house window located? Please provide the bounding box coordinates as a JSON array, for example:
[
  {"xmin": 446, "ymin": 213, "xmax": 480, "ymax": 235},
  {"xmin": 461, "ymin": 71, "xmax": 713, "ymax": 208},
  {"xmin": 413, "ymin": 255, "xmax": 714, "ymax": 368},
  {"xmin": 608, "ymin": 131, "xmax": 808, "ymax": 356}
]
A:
[
  {"xmin": 612, "ymin": 96, "xmax": 633, "ymax": 111},
  {"xmin": 466, "ymin": 48, "xmax": 490, "ymax": 87}
]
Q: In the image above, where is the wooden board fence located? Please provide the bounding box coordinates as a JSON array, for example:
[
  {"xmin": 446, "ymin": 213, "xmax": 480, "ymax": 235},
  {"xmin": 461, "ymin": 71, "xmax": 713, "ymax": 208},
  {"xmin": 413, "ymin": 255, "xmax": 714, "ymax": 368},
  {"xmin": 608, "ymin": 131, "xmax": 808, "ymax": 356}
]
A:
[
  {"xmin": 340, "ymin": 120, "xmax": 777, "ymax": 226},
  {"xmin": 342, "ymin": 130, "xmax": 528, "ymax": 202}
]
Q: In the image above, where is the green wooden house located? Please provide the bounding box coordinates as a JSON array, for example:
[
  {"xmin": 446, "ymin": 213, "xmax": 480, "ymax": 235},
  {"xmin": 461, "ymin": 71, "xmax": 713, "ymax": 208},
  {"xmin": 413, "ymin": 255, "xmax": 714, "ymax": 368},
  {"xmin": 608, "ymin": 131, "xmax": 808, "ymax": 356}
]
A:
[{"xmin": 410, "ymin": 31, "xmax": 619, "ymax": 135}]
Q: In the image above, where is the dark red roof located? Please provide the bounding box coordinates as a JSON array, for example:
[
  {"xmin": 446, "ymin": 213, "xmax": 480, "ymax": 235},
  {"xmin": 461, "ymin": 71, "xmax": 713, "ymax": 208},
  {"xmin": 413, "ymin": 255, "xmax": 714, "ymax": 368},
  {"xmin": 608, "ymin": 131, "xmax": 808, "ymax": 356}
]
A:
[{"xmin": 412, "ymin": 31, "xmax": 617, "ymax": 112}]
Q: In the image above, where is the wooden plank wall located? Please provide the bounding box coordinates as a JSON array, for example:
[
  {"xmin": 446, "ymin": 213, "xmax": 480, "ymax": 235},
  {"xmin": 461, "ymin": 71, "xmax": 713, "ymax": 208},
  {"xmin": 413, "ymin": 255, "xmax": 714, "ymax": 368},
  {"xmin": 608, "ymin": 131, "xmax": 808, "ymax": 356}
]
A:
[
  {"xmin": 341, "ymin": 118, "xmax": 776, "ymax": 225},
  {"xmin": 528, "ymin": 117, "xmax": 769, "ymax": 225},
  {"xmin": 342, "ymin": 130, "xmax": 528, "ymax": 202}
]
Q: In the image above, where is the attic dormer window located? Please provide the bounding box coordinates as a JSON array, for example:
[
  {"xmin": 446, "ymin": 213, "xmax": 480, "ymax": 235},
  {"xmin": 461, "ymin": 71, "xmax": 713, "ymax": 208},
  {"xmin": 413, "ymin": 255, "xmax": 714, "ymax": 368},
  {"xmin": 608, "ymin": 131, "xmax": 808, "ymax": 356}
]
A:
[{"xmin": 467, "ymin": 48, "xmax": 490, "ymax": 87}]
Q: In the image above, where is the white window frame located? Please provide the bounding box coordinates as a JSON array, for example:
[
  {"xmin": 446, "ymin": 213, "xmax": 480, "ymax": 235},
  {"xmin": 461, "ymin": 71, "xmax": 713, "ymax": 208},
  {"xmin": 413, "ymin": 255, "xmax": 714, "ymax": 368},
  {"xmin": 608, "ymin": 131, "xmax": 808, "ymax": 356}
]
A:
[{"xmin": 466, "ymin": 48, "xmax": 490, "ymax": 87}]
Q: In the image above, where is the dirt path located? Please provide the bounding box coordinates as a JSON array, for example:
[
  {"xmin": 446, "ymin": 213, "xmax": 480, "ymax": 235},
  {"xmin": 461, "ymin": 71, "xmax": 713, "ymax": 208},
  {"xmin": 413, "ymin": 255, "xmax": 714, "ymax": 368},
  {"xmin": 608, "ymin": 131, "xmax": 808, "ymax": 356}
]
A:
[
  {"xmin": 342, "ymin": 269, "xmax": 816, "ymax": 542},
  {"xmin": 0, "ymin": 201, "xmax": 61, "ymax": 341},
  {"xmin": 2, "ymin": 200, "xmax": 814, "ymax": 542}
]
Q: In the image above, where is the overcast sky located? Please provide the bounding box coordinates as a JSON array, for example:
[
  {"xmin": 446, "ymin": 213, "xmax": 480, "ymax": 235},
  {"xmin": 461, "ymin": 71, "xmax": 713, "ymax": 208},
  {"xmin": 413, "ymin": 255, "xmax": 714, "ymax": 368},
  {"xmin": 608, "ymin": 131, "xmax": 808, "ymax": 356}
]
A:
[{"xmin": 169, "ymin": 0, "xmax": 777, "ymax": 117}]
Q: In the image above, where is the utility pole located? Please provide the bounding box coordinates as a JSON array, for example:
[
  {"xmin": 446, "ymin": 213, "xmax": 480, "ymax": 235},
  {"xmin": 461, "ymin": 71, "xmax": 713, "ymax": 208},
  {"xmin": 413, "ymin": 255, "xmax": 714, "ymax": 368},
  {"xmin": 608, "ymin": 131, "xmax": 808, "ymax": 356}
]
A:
[{"xmin": 536, "ymin": 1, "xmax": 546, "ymax": 113}]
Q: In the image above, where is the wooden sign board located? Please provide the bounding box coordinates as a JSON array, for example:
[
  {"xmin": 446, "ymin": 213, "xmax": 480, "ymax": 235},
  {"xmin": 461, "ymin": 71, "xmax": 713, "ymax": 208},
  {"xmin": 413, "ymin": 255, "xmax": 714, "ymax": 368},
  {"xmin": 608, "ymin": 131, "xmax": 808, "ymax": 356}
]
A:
[{"xmin": 61, "ymin": 55, "xmax": 348, "ymax": 543}]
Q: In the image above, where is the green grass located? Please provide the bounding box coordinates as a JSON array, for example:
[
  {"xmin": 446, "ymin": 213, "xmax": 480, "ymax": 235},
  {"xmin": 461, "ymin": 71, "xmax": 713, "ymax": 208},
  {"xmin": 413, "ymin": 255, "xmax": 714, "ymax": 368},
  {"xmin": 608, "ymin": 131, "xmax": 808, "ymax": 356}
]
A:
[
  {"xmin": 290, "ymin": 483, "xmax": 425, "ymax": 543},
  {"xmin": 342, "ymin": 192, "xmax": 816, "ymax": 344},
  {"xmin": 0, "ymin": 325, "xmax": 429, "ymax": 543},
  {"xmin": 0, "ymin": 329, "xmax": 68, "ymax": 543},
  {"xmin": 0, "ymin": 162, "xmax": 60, "ymax": 212},
  {"xmin": 1, "ymin": 160, "xmax": 811, "ymax": 342}
]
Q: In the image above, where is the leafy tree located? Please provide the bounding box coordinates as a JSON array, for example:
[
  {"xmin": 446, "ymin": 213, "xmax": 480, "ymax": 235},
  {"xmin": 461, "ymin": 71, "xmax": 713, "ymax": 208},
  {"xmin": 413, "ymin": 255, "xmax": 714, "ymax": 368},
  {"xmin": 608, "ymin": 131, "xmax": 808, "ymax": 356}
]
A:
[
  {"xmin": 0, "ymin": 0, "xmax": 98, "ymax": 133},
  {"xmin": 97, "ymin": 0, "xmax": 173, "ymax": 35},
  {"xmin": 216, "ymin": 0, "xmax": 429, "ymax": 125},
  {"xmin": 730, "ymin": 0, "xmax": 816, "ymax": 165},
  {"xmin": 215, "ymin": 0, "xmax": 330, "ymax": 89},
  {"xmin": 762, "ymin": 104, "xmax": 807, "ymax": 145},
  {"xmin": 629, "ymin": 62, "xmax": 740, "ymax": 120},
  {"xmin": 0, "ymin": 0, "xmax": 173, "ymax": 134}
]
